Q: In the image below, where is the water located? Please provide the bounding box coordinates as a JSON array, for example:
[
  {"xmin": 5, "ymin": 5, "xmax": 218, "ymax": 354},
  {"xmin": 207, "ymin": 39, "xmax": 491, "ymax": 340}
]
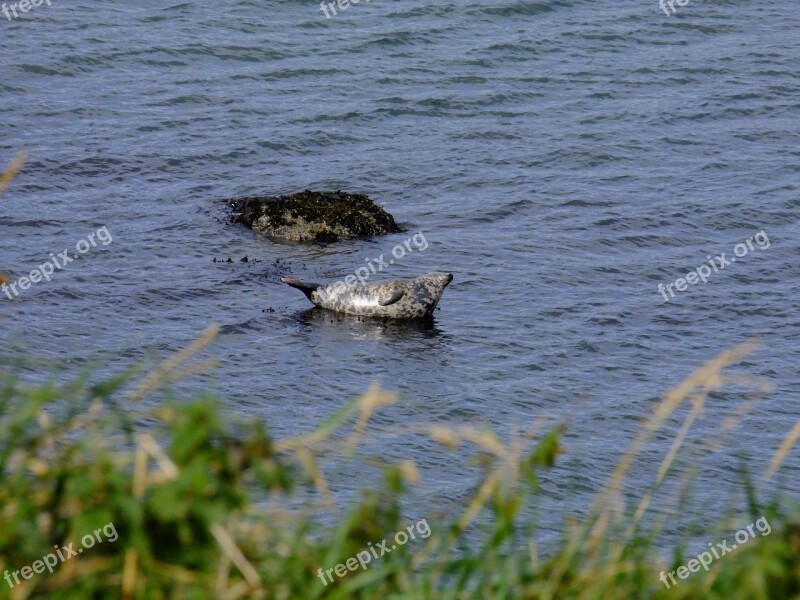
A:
[{"xmin": 1, "ymin": 1, "xmax": 798, "ymax": 541}]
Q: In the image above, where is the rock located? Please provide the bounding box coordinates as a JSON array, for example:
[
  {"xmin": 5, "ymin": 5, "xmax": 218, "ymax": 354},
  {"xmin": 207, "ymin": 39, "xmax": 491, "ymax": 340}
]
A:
[{"xmin": 228, "ymin": 190, "xmax": 402, "ymax": 243}]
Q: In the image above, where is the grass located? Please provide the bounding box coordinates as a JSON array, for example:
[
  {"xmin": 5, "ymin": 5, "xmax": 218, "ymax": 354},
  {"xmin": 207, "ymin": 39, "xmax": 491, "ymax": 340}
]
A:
[
  {"xmin": 1, "ymin": 153, "xmax": 26, "ymax": 289},
  {"xmin": 0, "ymin": 326, "xmax": 797, "ymax": 600},
  {"xmin": 0, "ymin": 152, "xmax": 25, "ymax": 198}
]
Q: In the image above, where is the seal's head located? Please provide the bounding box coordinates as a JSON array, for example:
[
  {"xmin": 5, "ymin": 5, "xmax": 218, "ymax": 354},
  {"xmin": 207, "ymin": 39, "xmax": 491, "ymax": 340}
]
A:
[
  {"xmin": 427, "ymin": 272, "xmax": 454, "ymax": 289},
  {"xmin": 410, "ymin": 272, "xmax": 453, "ymax": 317}
]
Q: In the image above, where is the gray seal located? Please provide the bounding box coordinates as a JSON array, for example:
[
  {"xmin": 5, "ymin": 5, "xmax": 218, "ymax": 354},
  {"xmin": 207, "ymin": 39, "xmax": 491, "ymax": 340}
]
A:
[{"xmin": 281, "ymin": 272, "xmax": 453, "ymax": 319}]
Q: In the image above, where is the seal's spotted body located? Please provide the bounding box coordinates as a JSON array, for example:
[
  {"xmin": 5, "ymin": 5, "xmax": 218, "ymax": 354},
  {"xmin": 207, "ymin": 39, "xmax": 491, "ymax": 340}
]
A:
[{"xmin": 281, "ymin": 272, "xmax": 453, "ymax": 319}]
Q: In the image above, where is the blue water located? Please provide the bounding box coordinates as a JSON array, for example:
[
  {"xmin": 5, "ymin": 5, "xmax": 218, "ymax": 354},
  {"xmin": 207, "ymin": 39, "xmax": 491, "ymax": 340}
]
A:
[{"xmin": 1, "ymin": 0, "xmax": 798, "ymax": 542}]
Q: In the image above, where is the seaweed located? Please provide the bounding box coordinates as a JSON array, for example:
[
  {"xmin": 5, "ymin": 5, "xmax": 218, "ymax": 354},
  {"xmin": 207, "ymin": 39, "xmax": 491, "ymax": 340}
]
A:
[{"xmin": 227, "ymin": 190, "xmax": 403, "ymax": 243}]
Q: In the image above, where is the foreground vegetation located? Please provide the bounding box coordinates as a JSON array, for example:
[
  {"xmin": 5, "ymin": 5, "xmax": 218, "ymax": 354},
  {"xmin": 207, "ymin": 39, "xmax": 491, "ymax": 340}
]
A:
[{"xmin": 0, "ymin": 326, "xmax": 797, "ymax": 600}]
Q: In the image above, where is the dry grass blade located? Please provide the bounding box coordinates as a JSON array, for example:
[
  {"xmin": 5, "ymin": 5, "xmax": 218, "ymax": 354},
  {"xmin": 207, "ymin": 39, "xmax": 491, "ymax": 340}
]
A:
[
  {"xmin": 273, "ymin": 426, "xmax": 336, "ymax": 453},
  {"xmin": 210, "ymin": 522, "xmax": 261, "ymax": 588},
  {"xmin": 128, "ymin": 324, "xmax": 220, "ymax": 401},
  {"xmin": 398, "ymin": 459, "xmax": 421, "ymax": 484},
  {"xmin": 344, "ymin": 382, "xmax": 398, "ymax": 456},
  {"xmin": 0, "ymin": 151, "xmax": 26, "ymax": 196},
  {"xmin": 446, "ymin": 421, "xmax": 546, "ymax": 533},
  {"xmin": 274, "ymin": 383, "xmax": 395, "ymax": 454},
  {"xmin": 215, "ymin": 552, "xmax": 232, "ymax": 595},
  {"xmin": 655, "ymin": 387, "xmax": 707, "ymax": 484},
  {"xmin": 121, "ymin": 548, "xmax": 138, "ymax": 600},
  {"xmin": 429, "ymin": 425, "xmax": 508, "ymax": 458},
  {"xmin": 595, "ymin": 340, "xmax": 758, "ymax": 518},
  {"xmin": 221, "ymin": 581, "xmax": 259, "ymax": 600},
  {"xmin": 126, "ymin": 433, "xmax": 181, "ymax": 598},
  {"xmin": 295, "ymin": 446, "xmax": 335, "ymax": 509},
  {"xmin": 766, "ymin": 419, "xmax": 800, "ymax": 479},
  {"xmin": 1, "ymin": 152, "xmax": 26, "ymax": 296},
  {"xmin": 140, "ymin": 434, "xmax": 180, "ymax": 481},
  {"xmin": 457, "ymin": 466, "xmax": 503, "ymax": 532}
]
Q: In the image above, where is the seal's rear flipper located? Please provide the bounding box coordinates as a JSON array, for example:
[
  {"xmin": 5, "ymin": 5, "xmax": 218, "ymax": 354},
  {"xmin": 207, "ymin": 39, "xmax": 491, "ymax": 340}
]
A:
[{"xmin": 281, "ymin": 275, "xmax": 320, "ymax": 302}]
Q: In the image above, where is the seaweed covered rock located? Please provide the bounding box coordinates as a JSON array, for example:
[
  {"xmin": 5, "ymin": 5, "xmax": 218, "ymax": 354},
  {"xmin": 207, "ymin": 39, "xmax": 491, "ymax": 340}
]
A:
[{"xmin": 228, "ymin": 190, "xmax": 402, "ymax": 243}]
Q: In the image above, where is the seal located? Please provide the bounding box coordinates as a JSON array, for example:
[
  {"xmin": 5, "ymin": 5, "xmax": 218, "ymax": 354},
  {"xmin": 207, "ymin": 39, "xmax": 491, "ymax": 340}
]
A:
[{"xmin": 281, "ymin": 272, "xmax": 453, "ymax": 319}]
